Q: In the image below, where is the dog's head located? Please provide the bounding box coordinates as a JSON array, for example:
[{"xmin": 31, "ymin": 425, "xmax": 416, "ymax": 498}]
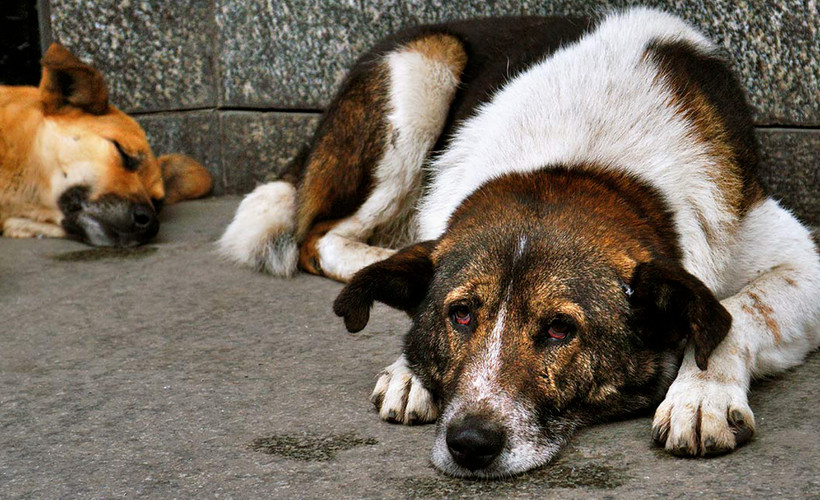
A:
[
  {"xmin": 31, "ymin": 44, "xmax": 211, "ymax": 246},
  {"xmin": 335, "ymin": 170, "xmax": 730, "ymax": 477}
]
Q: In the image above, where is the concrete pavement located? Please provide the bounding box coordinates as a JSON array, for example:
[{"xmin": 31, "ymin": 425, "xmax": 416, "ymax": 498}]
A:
[{"xmin": 1, "ymin": 198, "xmax": 818, "ymax": 498}]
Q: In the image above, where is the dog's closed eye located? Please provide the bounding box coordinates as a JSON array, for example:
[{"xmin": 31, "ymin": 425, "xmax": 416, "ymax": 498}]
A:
[{"xmin": 112, "ymin": 140, "xmax": 141, "ymax": 172}]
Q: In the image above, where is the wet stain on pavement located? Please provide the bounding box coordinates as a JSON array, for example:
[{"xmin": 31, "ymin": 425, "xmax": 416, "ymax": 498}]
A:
[
  {"xmin": 250, "ymin": 432, "xmax": 378, "ymax": 461},
  {"xmin": 399, "ymin": 462, "xmax": 627, "ymax": 497},
  {"xmin": 651, "ymin": 446, "xmax": 682, "ymax": 460},
  {"xmin": 51, "ymin": 246, "xmax": 158, "ymax": 262}
]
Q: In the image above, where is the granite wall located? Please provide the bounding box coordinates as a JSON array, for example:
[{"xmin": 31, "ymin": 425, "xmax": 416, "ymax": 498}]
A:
[{"xmin": 43, "ymin": 0, "xmax": 819, "ymax": 223}]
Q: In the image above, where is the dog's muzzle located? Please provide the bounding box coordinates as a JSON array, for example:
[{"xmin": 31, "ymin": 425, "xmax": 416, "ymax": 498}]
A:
[{"xmin": 58, "ymin": 186, "xmax": 159, "ymax": 247}]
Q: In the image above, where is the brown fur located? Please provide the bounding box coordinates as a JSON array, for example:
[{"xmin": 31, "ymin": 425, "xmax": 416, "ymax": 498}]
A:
[
  {"xmin": 337, "ymin": 166, "xmax": 729, "ymax": 426},
  {"xmin": 404, "ymin": 34, "xmax": 468, "ymax": 77},
  {"xmin": 298, "ymin": 219, "xmax": 340, "ymax": 275},
  {"xmin": 445, "ymin": 166, "xmax": 682, "ymax": 278},
  {"xmin": 294, "ymin": 63, "xmax": 389, "ymax": 243},
  {"xmin": 39, "ymin": 43, "xmax": 109, "ymax": 115},
  {"xmin": 647, "ymin": 41, "xmax": 764, "ymax": 216},
  {"xmin": 0, "ymin": 43, "xmax": 212, "ymax": 243},
  {"xmin": 745, "ymin": 291, "xmax": 781, "ymax": 343},
  {"xmin": 159, "ymin": 154, "xmax": 213, "ymax": 205},
  {"xmin": 427, "ymin": 168, "xmax": 676, "ymax": 403}
]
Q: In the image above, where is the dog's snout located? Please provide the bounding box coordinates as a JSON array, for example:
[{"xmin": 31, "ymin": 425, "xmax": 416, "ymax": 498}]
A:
[
  {"xmin": 446, "ymin": 414, "xmax": 506, "ymax": 471},
  {"xmin": 132, "ymin": 204, "xmax": 155, "ymax": 229}
]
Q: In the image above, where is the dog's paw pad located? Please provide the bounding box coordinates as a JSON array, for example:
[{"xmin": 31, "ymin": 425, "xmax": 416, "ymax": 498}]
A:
[
  {"xmin": 371, "ymin": 356, "xmax": 437, "ymax": 425},
  {"xmin": 652, "ymin": 378, "xmax": 755, "ymax": 457}
]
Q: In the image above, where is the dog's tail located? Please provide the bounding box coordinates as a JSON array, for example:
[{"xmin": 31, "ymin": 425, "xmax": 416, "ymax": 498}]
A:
[{"xmin": 216, "ymin": 148, "xmax": 307, "ymax": 277}]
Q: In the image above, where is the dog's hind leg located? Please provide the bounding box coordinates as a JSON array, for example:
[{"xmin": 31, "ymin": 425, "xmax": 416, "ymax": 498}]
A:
[
  {"xmin": 299, "ymin": 34, "xmax": 467, "ymax": 282},
  {"xmin": 219, "ymin": 33, "xmax": 465, "ymax": 279},
  {"xmin": 653, "ymin": 199, "xmax": 820, "ymax": 456}
]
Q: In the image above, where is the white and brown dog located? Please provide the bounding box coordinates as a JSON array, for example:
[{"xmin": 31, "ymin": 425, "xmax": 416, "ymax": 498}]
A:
[
  {"xmin": 0, "ymin": 43, "xmax": 212, "ymax": 246},
  {"xmin": 220, "ymin": 8, "xmax": 820, "ymax": 477}
]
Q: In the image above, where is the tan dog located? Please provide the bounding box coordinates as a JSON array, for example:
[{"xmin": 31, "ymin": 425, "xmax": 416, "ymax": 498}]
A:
[{"xmin": 0, "ymin": 43, "xmax": 212, "ymax": 246}]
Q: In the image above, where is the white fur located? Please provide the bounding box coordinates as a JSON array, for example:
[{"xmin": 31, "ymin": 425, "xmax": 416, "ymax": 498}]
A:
[
  {"xmin": 515, "ymin": 235, "xmax": 527, "ymax": 258},
  {"xmin": 431, "ymin": 380, "xmax": 558, "ymax": 478},
  {"xmin": 653, "ymin": 200, "xmax": 820, "ymax": 454},
  {"xmin": 431, "ymin": 293, "xmax": 563, "ymax": 477},
  {"xmin": 1, "ymin": 217, "xmax": 65, "ymax": 239},
  {"xmin": 432, "ymin": 274, "xmax": 571, "ymax": 477},
  {"xmin": 372, "ymin": 354, "xmax": 438, "ymax": 424},
  {"xmin": 220, "ymin": 42, "xmax": 462, "ymax": 282},
  {"xmin": 315, "ymin": 234, "xmax": 395, "ymax": 282},
  {"xmin": 467, "ymin": 296, "xmax": 508, "ymax": 402},
  {"xmin": 77, "ymin": 213, "xmax": 111, "ymax": 246},
  {"xmin": 217, "ymin": 181, "xmax": 298, "ymax": 276},
  {"xmin": 216, "ymin": 5, "xmax": 820, "ymax": 474}
]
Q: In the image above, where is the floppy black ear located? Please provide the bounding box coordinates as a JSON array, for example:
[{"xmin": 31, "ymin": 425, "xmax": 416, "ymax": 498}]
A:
[
  {"xmin": 629, "ymin": 260, "xmax": 731, "ymax": 370},
  {"xmin": 333, "ymin": 240, "xmax": 437, "ymax": 333}
]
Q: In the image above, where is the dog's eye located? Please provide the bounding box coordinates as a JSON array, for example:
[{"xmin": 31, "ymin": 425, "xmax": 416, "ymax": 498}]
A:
[
  {"xmin": 449, "ymin": 304, "xmax": 475, "ymax": 333},
  {"xmin": 454, "ymin": 307, "xmax": 471, "ymax": 325},
  {"xmin": 540, "ymin": 316, "xmax": 576, "ymax": 344},
  {"xmin": 113, "ymin": 141, "xmax": 141, "ymax": 172}
]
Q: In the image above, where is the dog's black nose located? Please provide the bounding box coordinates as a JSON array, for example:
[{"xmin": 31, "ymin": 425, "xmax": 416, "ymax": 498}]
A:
[
  {"xmin": 446, "ymin": 414, "xmax": 506, "ymax": 471},
  {"xmin": 131, "ymin": 204, "xmax": 155, "ymax": 230}
]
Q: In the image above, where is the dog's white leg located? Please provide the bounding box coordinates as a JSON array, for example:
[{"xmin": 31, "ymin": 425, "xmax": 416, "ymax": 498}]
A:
[
  {"xmin": 2, "ymin": 217, "xmax": 66, "ymax": 239},
  {"xmin": 654, "ymin": 199, "xmax": 820, "ymax": 455},
  {"xmin": 216, "ymin": 181, "xmax": 299, "ymax": 276},
  {"xmin": 315, "ymin": 234, "xmax": 396, "ymax": 282},
  {"xmin": 371, "ymin": 354, "xmax": 438, "ymax": 425}
]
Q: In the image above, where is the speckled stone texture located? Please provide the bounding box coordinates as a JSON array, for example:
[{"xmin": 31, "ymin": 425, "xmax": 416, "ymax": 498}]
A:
[
  {"xmin": 216, "ymin": 0, "xmax": 819, "ymax": 125},
  {"xmin": 216, "ymin": 0, "xmax": 369, "ymax": 110},
  {"xmin": 220, "ymin": 111, "xmax": 320, "ymax": 193},
  {"xmin": 135, "ymin": 111, "xmax": 320, "ymax": 195},
  {"xmin": 758, "ymin": 129, "xmax": 820, "ymax": 225},
  {"xmin": 49, "ymin": 1, "xmax": 817, "ymax": 122},
  {"xmin": 137, "ymin": 111, "xmax": 224, "ymax": 195},
  {"xmin": 48, "ymin": 0, "xmax": 216, "ymax": 113}
]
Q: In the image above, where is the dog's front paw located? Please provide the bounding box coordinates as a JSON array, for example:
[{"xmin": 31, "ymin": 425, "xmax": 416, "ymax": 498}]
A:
[
  {"xmin": 2, "ymin": 218, "xmax": 66, "ymax": 239},
  {"xmin": 652, "ymin": 378, "xmax": 755, "ymax": 456},
  {"xmin": 370, "ymin": 355, "xmax": 437, "ymax": 425}
]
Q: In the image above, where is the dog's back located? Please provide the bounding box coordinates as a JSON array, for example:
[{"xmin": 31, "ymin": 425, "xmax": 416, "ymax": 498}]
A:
[{"xmin": 419, "ymin": 8, "xmax": 762, "ymax": 294}]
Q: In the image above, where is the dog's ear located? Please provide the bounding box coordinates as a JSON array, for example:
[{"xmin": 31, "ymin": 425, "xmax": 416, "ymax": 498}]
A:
[
  {"xmin": 629, "ymin": 260, "xmax": 731, "ymax": 370},
  {"xmin": 39, "ymin": 43, "xmax": 109, "ymax": 115},
  {"xmin": 333, "ymin": 240, "xmax": 437, "ymax": 333},
  {"xmin": 158, "ymin": 154, "xmax": 213, "ymax": 205}
]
